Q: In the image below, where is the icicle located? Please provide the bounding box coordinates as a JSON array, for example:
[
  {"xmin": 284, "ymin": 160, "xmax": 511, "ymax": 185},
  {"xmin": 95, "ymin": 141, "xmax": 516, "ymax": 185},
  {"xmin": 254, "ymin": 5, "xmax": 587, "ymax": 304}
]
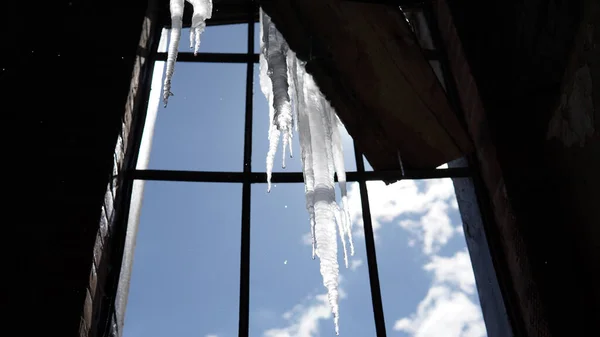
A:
[
  {"xmin": 188, "ymin": 0, "xmax": 212, "ymax": 55},
  {"xmin": 288, "ymin": 52, "xmax": 299, "ymax": 134},
  {"xmin": 304, "ymin": 73, "xmax": 341, "ymax": 335},
  {"xmin": 293, "ymin": 57, "xmax": 317, "ymax": 260},
  {"xmin": 259, "ymin": 11, "xmax": 277, "ymax": 192},
  {"xmin": 259, "ymin": 10, "xmax": 294, "ymax": 191},
  {"xmin": 282, "ymin": 131, "xmax": 289, "ymax": 168},
  {"xmin": 286, "ymin": 50, "xmax": 298, "ymax": 158},
  {"xmin": 260, "ymin": 11, "xmax": 354, "ymax": 335},
  {"xmin": 163, "ymin": 0, "xmax": 185, "ymax": 107},
  {"xmin": 330, "ymin": 110, "xmax": 355, "ymax": 260},
  {"xmin": 164, "ymin": 0, "xmax": 213, "ymax": 107},
  {"xmin": 266, "ymin": 125, "xmax": 280, "ymax": 191}
]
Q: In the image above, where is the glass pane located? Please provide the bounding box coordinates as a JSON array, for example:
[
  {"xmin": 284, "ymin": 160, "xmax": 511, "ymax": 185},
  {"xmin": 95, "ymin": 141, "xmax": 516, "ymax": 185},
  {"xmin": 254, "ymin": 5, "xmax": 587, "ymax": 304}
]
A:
[
  {"xmin": 252, "ymin": 64, "xmax": 357, "ymax": 175},
  {"xmin": 149, "ymin": 63, "xmax": 246, "ymax": 171},
  {"xmin": 363, "ymin": 155, "xmax": 374, "ymax": 171},
  {"xmin": 123, "ymin": 182, "xmax": 242, "ymax": 337},
  {"xmin": 250, "ymin": 182, "xmax": 375, "ymax": 337},
  {"xmin": 254, "ymin": 22, "xmax": 260, "ymax": 54},
  {"xmin": 429, "ymin": 60, "xmax": 446, "ymax": 91},
  {"xmin": 364, "ymin": 179, "xmax": 487, "ymax": 337},
  {"xmin": 178, "ymin": 24, "xmax": 247, "ymax": 53}
]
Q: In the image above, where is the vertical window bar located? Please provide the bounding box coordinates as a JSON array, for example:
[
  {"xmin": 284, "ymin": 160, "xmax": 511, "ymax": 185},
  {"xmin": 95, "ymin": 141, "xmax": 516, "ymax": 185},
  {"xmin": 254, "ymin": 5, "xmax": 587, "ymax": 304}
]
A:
[
  {"xmin": 354, "ymin": 145, "xmax": 388, "ymax": 337},
  {"xmin": 238, "ymin": 4, "xmax": 255, "ymax": 337}
]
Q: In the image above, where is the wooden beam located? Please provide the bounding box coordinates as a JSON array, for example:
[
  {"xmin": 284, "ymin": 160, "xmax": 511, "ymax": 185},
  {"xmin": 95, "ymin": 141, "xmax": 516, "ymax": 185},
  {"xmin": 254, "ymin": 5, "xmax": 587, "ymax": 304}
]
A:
[{"xmin": 259, "ymin": 0, "xmax": 472, "ymax": 171}]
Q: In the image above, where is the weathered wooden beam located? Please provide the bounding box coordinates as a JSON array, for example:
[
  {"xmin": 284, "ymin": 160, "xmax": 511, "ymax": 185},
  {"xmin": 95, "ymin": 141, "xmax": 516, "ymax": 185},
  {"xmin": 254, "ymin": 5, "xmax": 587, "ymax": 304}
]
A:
[{"xmin": 259, "ymin": 0, "xmax": 472, "ymax": 171}]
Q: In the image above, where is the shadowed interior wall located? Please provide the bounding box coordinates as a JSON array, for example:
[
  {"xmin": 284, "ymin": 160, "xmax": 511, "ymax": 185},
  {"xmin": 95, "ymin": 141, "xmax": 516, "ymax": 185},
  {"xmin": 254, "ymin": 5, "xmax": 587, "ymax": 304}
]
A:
[
  {"xmin": 4, "ymin": 1, "xmax": 151, "ymax": 336},
  {"xmin": 438, "ymin": 0, "xmax": 600, "ymax": 336}
]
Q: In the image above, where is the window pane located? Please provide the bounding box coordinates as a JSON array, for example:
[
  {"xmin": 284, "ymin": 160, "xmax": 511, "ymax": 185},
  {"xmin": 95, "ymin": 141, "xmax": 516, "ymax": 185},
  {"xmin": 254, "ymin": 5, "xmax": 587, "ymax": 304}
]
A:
[
  {"xmin": 363, "ymin": 155, "xmax": 374, "ymax": 171},
  {"xmin": 250, "ymin": 182, "xmax": 376, "ymax": 337},
  {"xmin": 178, "ymin": 24, "xmax": 247, "ymax": 53},
  {"xmin": 123, "ymin": 182, "xmax": 242, "ymax": 337},
  {"xmin": 254, "ymin": 22, "xmax": 260, "ymax": 54},
  {"xmin": 365, "ymin": 179, "xmax": 487, "ymax": 336},
  {"xmin": 252, "ymin": 64, "xmax": 357, "ymax": 175},
  {"xmin": 149, "ymin": 63, "xmax": 246, "ymax": 171}
]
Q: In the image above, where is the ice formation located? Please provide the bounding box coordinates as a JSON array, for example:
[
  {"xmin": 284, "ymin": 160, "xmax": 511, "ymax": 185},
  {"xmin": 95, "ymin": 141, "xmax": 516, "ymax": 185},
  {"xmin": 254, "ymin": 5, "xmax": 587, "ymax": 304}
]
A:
[
  {"xmin": 163, "ymin": 0, "xmax": 213, "ymax": 107},
  {"xmin": 259, "ymin": 12, "xmax": 294, "ymax": 191},
  {"xmin": 260, "ymin": 10, "xmax": 354, "ymax": 335}
]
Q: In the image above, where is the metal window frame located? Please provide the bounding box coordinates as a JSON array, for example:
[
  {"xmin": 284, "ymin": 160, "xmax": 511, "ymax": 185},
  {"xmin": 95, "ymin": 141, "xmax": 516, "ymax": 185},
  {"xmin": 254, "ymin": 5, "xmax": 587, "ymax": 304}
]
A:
[{"xmin": 102, "ymin": 2, "xmax": 509, "ymax": 337}]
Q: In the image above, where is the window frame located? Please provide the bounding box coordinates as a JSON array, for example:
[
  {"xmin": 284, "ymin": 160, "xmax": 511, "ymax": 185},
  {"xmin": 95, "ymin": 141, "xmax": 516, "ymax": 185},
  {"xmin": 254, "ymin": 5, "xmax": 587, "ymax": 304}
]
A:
[{"xmin": 100, "ymin": 2, "xmax": 510, "ymax": 337}]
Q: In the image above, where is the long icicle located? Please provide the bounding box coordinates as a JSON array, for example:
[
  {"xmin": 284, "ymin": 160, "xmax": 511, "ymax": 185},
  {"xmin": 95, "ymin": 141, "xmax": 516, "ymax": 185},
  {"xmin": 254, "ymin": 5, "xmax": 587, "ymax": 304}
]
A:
[
  {"xmin": 304, "ymin": 72, "xmax": 340, "ymax": 335},
  {"xmin": 260, "ymin": 10, "xmax": 354, "ymax": 335},
  {"xmin": 330, "ymin": 111, "xmax": 355, "ymax": 259},
  {"xmin": 164, "ymin": 0, "xmax": 213, "ymax": 107},
  {"xmin": 163, "ymin": 0, "xmax": 185, "ymax": 107},
  {"xmin": 260, "ymin": 10, "xmax": 293, "ymax": 191},
  {"xmin": 188, "ymin": 0, "xmax": 213, "ymax": 55},
  {"xmin": 292, "ymin": 56, "xmax": 317, "ymax": 259}
]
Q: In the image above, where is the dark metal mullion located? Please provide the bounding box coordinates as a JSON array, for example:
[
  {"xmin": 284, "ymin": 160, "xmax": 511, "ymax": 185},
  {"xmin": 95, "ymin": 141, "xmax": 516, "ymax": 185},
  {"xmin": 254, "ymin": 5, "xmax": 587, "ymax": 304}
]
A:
[
  {"xmin": 156, "ymin": 52, "xmax": 259, "ymax": 63},
  {"xmin": 354, "ymin": 145, "xmax": 388, "ymax": 337},
  {"xmin": 238, "ymin": 7, "xmax": 255, "ymax": 337},
  {"xmin": 130, "ymin": 167, "xmax": 471, "ymax": 183}
]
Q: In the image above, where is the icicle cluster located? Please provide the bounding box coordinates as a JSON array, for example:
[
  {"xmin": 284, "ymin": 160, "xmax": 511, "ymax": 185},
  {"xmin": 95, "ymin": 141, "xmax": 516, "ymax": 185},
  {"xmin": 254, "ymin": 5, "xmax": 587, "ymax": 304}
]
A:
[
  {"xmin": 259, "ymin": 12, "xmax": 294, "ymax": 191},
  {"xmin": 163, "ymin": 0, "xmax": 213, "ymax": 107},
  {"xmin": 260, "ymin": 10, "xmax": 354, "ymax": 335}
]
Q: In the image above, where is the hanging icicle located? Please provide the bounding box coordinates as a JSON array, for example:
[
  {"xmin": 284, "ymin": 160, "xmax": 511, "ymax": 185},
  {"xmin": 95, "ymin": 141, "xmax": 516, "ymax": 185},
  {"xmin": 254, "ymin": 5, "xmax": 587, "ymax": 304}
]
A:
[
  {"xmin": 188, "ymin": 0, "xmax": 212, "ymax": 55},
  {"xmin": 163, "ymin": 0, "xmax": 213, "ymax": 107},
  {"xmin": 259, "ymin": 10, "xmax": 294, "ymax": 192},
  {"xmin": 260, "ymin": 10, "xmax": 354, "ymax": 335}
]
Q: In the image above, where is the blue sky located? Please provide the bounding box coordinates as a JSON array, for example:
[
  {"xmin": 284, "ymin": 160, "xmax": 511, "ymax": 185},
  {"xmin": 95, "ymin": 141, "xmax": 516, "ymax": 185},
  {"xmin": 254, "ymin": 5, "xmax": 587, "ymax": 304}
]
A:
[{"xmin": 122, "ymin": 23, "xmax": 487, "ymax": 337}]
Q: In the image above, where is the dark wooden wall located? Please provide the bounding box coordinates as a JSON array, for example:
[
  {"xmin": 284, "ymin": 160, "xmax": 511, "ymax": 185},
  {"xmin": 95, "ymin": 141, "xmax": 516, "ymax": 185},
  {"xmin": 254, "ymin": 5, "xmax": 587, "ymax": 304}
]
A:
[
  {"xmin": 438, "ymin": 0, "xmax": 600, "ymax": 336},
  {"xmin": 3, "ymin": 1, "xmax": 151, "ymax": 336}
]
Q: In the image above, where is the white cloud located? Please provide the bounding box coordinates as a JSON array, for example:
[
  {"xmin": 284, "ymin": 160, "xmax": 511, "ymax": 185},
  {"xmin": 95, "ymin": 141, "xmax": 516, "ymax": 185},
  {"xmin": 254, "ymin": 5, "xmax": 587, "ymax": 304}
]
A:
[
  {"xmin": 263, "ymin": 283, "xmax": 349, "ymax": 337},
  {"xmin": 347, "ymin": 179, "xmax": 458, "ymax": 254},
  {"xmin": 399, "ymin": 200, "xmax": 454, "ymax": 255},
  {"xmin": 343, "ymin": 172, "xmax": 485, "ymax": 337},
  {"xmin": 394, "ymin": 286, "xmax": 486, "ymax": 337},
  {"xmin": 205, "ymin": 335, "xmax": 218, "ymax": 337},
  {"xmin": 263, "ymin": 293, "xmax": 333, "ymax": 337},
  {"xmin": 349, "ymin": 258, "xmax": 363, "ymax": 271},
  {"xmin": 424, "ymin": 250, "xmax": 476, "ymax": 294},
  {"xmin": 394, "ymin": 250, "xmax": 485, "ymax": 337}
]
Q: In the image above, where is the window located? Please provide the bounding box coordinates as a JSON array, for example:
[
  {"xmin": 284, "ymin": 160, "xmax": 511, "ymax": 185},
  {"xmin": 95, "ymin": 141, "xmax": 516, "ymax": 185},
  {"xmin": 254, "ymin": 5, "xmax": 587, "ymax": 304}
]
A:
[{"xmin": 107, "ymin": 3, "xmax": 501, "ymax": 337}]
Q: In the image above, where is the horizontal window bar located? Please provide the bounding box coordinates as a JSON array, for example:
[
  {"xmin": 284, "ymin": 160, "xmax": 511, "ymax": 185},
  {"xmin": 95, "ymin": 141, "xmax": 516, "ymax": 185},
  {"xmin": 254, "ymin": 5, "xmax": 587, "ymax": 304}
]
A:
[
  {"xmin": 156, "ymin": 52, "xmax": 259, "ymax": 63},
  {"xmin": 129, "ymin": 167, "xmax": 470, "ymax": 183}
]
